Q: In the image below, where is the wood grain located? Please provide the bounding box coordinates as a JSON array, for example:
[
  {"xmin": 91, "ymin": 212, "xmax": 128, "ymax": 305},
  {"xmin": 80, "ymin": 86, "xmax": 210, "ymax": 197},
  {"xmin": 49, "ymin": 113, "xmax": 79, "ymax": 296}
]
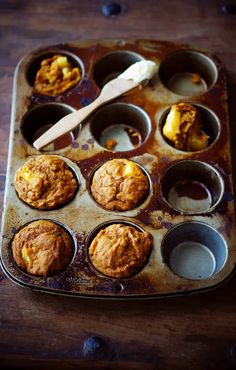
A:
[{"xmin": 1, "ymin": 1, "xmax": 236, "ymax": 369}]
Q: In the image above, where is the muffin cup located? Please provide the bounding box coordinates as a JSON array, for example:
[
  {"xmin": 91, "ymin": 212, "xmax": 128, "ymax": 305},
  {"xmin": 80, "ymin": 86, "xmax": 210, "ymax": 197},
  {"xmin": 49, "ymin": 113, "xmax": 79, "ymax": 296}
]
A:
[
  {"xmin": 14, "ymin": 154, "xmax": 80, "ymax": 211},
  {"xmin": 159, "ymin": 103, "xmax": 220, "ymax": 152},
  {"xmin": 21, "ymin": 102, "xmax": 80, "ymax": 151},
  {"xmin": 11, "ymin": 218, "xmax": 76, "ymax": 278},
  {"xmin": 161, "ymin": 221, "xmax": 228, "ymax": 280},
  {"xmin": 85, "ymin": 220, "xmax": 152, "ymax": 279},
  {"xmin": 26, "ymin": 50, "xmax": 84, "ymax": 93},
  {"xmin": 90, "ymin": 102, "xmax": 151, "ymax": 152},
  {"xmin": 160, "ymin": 160, "xmax": 224, "ymax": 214},
  {"xmin": 93, "ymin": 50, "xmax": 144, "ymax": 88},
  {"xmin": 88, "ymin": 158, "xmax": 152, "ymax": 212},
  {"xmin": 158, "ymin": 50, "xmax": 218, "ymax": 96}
]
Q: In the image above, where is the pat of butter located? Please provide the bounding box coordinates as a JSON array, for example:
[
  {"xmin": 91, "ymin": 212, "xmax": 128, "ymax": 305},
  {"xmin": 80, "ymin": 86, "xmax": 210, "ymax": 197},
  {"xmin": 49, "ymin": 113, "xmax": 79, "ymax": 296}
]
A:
[
  {"xmin": 163, "ymin": 108, "xmax": 181, "ymax": 139},
  {"xmin": 21, "ymin": 168, "xmax": 41, "ymax": 185},
  {"xmin": 123, "ymin": 162, "xmax": 138, "ymax": 177},
  {"xmin": 118, "ymin": 60, "xmax": 158, "ymax": 83},
  {"xmin": 62, "ymin": 67, "xmax": 70, "ymax": 78},
  {"xmin": 21, "ymin": 168, "xmax": 35, "ymax": 182},
  {"xmin": 57, "ymin": 56, "xmax": 69, "ymax": 68}
]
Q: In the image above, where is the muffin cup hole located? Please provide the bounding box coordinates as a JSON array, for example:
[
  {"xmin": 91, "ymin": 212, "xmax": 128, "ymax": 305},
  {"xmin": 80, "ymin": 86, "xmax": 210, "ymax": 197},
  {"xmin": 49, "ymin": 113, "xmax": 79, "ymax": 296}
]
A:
[
  {"xmin": 90, "ymin": 103, "xmax": 151, "ymax": 152},
  {"xmin": 162, "ymin": 221, "xmax": 228, "ymax": 280},
  {"xmin": 21, "ymin": 103, "xmax": 80, "ymax": 151},
  {"xmin": 93, "ymin": 50, "xmax": 144, "ymax": 88},
  {"xmin": 159, "ymin": 50, "xmax": 218, "ymax": 96},
  {"xmin": 85, "ymin": 220, "xmax": 151, "ymax": 279},
  {"xmin": 26, "ymin": 50, "xmax": 84, "ymax": 93},
  {"xmin": 159, "ymin": 103, "xmax": 220, "ymax": 152},
  {"xmin": 160, "ymin": 160, "xmax": 224, "ymax": 214}
]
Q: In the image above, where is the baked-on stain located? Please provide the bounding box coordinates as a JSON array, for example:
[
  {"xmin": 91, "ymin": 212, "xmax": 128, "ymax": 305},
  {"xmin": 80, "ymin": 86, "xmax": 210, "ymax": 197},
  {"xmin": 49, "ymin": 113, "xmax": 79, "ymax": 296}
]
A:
[{"xmin": 173, "ymin": 180, "xmax": 209, "ymax": 200}]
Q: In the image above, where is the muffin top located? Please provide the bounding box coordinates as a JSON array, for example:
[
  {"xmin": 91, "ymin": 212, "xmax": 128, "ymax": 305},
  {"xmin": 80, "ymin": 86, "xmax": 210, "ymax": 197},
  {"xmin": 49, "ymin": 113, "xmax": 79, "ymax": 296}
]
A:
[
  {"xmin": 88, "ymin": 223, "xmax": 152, "ymax": 278},
  {"xmin": 12, "ymin": 220, "xmax": 74, "ymax": 277},
  {"xmin": 14, "ymin": 155, "xmax": 78, "ymax": 209},
  {"xmin": 91, "ymin": 159, "xmax": 149, "ymax": 211}
]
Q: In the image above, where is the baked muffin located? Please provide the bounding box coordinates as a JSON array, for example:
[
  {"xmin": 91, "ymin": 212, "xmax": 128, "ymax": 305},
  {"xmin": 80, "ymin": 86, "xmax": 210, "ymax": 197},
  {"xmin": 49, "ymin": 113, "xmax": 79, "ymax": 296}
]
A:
[
  {"xmin": 162, "ymin": 102, "xmax": 209, "ymax": 151},
  {"xmin": 88, "ymin": 223, "xmax": 152, "ymax": 278},
  {"xmin": 14, "ymin": 155, "xmax": 78, "ymax": 209},
  {"xmin": 34, "ymin": 54, "xmax": 81, "ymax": 96},
  {"xmin": 91, "ymin": 159, "xmax": 149, "ymax": 211},
  {"xmin": 12, "ymin": 220, "xmax": 74, "ymax": 277}
]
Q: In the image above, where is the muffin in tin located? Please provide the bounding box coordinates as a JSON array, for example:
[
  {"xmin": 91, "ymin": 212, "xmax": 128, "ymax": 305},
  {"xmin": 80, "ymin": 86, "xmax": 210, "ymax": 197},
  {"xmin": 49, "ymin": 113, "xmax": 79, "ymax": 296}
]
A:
[
  {"xmin": 88, "ymin": 223, "xmax": 153, "ymax": 278},
  {"xmin": 14, "ymin": 155, "xmax": 78, "ymax": 210},
  {"xmin": 162, "ymin": 102, "xmax": 209, "ymax": 151},
  {"xmin": 12, "ymin": 220, "xmax": 74, "ymax": 277},
  {"xmin": 34, "ymin": 54, "xmax": 81, "ymax": 96},
  {"xmin": 91, "ymin": 158, "xmax": 150, "ymax": 211}
]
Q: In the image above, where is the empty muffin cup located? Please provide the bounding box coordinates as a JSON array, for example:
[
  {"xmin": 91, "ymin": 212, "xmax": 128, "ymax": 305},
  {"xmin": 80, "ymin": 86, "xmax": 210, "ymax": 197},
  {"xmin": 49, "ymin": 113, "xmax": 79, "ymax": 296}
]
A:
[
  {"xmin": 86, "ymin": 220, "xmax": 153, "ymax": 278},
  {"xmin": 93, "ymin": 50, "xmax": 144, "ymax": 88},
  {"xmin": 160, "ymin": 160, "xmax": 224, "ymax": 214},
  {"xmin": 21, "ymin": 102, "xmax": 80, "ymax": 151},
  {"xmin": 90, "ymin": 103, "xmax": 151, "ymax": 151},
  {"xmin": 162, "ymin": 221, "xmax": 228, "ymax": 280},
  {"xmin": 159, "ymin": 103, "xmax": 220, "ymax": 152},
  {"xmin": 159, "ymin": 50, "xmax": 218, "ymax": 96},
  {"xmin": 26, "ymin": 50, "xmax": 84, "ymax": 95}
]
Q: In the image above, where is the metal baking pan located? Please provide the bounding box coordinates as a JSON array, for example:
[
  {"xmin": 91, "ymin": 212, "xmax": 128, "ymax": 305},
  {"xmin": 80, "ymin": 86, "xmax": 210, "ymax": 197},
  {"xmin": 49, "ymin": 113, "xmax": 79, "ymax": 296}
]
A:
[{"xmin": 1, "ymin": 39, "xmax": 235, "ymax": 298}]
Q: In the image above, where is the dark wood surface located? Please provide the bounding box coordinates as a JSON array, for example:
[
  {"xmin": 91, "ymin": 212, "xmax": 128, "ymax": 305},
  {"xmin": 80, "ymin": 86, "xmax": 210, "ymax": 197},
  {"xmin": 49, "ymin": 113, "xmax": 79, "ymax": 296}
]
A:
[{"xmin": 1, "ymin": 1, "xmax": 236, "ymax": 369}]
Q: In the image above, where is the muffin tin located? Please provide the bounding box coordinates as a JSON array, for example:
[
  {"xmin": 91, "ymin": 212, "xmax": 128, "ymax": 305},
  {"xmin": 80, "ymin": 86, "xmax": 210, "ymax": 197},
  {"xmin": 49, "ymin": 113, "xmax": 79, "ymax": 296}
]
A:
[{"xmin": 1, "ymin": 39, "xmax": 235, "ymax": 298}]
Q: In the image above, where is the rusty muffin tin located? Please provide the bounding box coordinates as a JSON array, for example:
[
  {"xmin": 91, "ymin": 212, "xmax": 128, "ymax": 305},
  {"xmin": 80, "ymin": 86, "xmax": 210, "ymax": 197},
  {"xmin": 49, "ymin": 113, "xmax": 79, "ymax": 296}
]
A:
[{"xmin": 1, "ymin": 39, "xmax": 236, "ymax": 298}]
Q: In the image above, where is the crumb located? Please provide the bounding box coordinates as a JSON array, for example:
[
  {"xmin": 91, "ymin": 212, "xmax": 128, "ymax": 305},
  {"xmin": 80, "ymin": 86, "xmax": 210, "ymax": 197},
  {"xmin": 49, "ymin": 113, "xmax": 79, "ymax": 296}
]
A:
[
  {"xmin": 105, "ymin": 138, "xmax": 117, "ymax": 150},
  {"xmin": 192, "ymin": 73, "xmax": 202, "ymax": 84}
]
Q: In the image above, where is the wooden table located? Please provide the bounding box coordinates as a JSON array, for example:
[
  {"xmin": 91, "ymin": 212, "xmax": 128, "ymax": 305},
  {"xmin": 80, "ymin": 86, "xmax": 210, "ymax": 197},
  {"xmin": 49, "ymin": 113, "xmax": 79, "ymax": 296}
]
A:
[{"xmin": 1, "ymin": 1, "xmax": 236, "ymax": 369}]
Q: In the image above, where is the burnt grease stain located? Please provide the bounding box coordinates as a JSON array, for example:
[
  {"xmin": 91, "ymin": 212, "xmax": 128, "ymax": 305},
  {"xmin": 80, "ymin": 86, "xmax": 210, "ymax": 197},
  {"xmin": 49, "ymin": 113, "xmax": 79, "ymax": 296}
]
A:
[
  {"xmin": 173, "ymin": 180, "xmax": 209, "ymax": 200},
  {"xmin": 122, "ymin": 126, "xmax": 142, "ymax": 147}
]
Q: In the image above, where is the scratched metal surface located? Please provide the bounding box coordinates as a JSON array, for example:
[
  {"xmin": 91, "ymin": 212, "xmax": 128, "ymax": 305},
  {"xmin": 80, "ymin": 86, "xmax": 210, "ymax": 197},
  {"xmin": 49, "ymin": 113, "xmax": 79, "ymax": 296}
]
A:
[{"xmin": 1, "ymin": 39, "xmax": 235, "ymax": 298}]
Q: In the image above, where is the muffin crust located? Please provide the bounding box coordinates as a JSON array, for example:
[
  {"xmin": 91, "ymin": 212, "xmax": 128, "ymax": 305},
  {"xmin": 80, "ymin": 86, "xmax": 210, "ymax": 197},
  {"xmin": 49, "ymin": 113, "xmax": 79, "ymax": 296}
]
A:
[
  {"xmin": 91, "ymin": 159, "xmax": 149, "ymax": 211},
  {"xmin": 88, "ymin": 223, "xmax": 152, "ymax": 278},
  {"xmin": 14, "ymin": 155, "xmax": 78, "ymax": 209},
  {"xmin": 12, "ymin": 220, "xmax": 74, "ymax": 277}
]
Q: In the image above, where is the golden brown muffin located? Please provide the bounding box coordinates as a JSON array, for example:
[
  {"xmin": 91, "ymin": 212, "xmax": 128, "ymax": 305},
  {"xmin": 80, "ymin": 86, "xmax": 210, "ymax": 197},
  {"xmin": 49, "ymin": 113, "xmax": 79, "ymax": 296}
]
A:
[
  {"xmin": 34, "ymin": 54, "xmax": 81, "ymax": 96},
  {"xmin": 91, "ymin": 159, "xmax": 149, "ymax": 211},
  {"xmin": 12, "ymin": 220, "xmax": 74, "ymax": 277},
  {"xmin": 88, "ymin": 223, "xmax": 152, "ymax": 278},
  {"xmin": 14, "ymin": 155, "xmax": 78, "ymax": 210},
  {"xmin": 162, "ymin": 102, "xmax": 209, "ymax": 151}
]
